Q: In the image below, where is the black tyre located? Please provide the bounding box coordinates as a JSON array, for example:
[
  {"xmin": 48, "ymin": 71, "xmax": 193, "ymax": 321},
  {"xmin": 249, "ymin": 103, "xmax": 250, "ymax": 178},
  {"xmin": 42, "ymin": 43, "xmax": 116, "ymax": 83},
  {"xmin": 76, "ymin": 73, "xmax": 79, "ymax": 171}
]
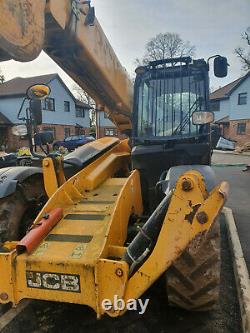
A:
[
  {"xmin": 0, "ymin": 174, "xmax": 47, "ymax": 244},
  {"xmin": 166, "ymin": 219, "xmax": 221, "ymax": 311}
]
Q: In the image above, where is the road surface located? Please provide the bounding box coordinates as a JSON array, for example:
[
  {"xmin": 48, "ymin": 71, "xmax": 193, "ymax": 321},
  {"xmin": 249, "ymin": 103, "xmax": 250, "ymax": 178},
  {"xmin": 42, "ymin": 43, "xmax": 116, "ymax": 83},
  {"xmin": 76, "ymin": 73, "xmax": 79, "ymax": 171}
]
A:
[{"xmin": 212, "ymin": 151, "xmax": 250, "ymax": 271}]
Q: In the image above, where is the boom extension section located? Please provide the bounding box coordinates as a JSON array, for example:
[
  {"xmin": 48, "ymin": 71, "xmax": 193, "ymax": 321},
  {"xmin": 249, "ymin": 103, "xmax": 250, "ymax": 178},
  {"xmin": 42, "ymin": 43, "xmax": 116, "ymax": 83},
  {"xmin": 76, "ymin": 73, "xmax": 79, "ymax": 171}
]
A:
[
  {"xmin": 0, "ymin": 0, "xmax": 133, "ymax": 131},
  {"xmin": 0, "ymin": 138, "xmax": 228, "ymax": 318}
]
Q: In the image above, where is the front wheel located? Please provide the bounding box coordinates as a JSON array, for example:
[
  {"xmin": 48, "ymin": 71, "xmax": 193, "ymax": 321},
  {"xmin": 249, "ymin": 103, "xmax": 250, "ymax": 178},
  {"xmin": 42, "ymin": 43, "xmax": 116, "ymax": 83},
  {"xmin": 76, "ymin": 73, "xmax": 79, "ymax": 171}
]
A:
[{"xmin": 166, "ymin": 219, "xmax": 221, "ymax": 311}]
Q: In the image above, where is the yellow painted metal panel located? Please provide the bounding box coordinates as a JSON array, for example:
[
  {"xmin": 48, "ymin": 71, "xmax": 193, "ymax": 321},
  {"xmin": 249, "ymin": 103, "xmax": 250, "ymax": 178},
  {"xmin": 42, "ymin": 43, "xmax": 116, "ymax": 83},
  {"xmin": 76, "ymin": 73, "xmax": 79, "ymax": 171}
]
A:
[
  {"xmin": 0, "ymin": 140, "xmax": 141, "ymax": 313},
  {"xmin": 96, "ymin": 259, "xmax": 129, "ymax": 318},
  {"xmin": 0, "ymin": 0, "xmax": 46, "ymax": 61},
  {"xmin": 124, "ymin": 172, "xmax": 228, "ymax": 304}
]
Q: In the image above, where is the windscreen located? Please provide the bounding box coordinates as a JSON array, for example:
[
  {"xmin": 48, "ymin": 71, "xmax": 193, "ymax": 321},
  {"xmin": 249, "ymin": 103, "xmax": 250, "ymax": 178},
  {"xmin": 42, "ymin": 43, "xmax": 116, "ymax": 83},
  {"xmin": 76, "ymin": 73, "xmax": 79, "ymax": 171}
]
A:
[{"xmin": 136, "ymin": 66, "xmax": 207, "ymax": 137}]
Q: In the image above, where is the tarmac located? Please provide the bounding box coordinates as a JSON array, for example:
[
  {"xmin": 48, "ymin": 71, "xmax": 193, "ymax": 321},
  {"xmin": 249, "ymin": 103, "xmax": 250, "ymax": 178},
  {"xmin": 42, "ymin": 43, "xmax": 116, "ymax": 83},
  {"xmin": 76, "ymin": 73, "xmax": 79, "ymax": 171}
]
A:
[{"xmin": 212, "ymin": 151, "xmax": 250, "ymax": 271}]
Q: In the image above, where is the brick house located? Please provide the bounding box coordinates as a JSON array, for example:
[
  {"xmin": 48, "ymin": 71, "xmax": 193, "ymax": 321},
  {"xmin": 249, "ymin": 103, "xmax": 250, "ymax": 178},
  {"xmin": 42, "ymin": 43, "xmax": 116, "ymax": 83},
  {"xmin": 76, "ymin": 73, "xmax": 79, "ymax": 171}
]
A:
[
  {"xmin": 0, "ymin": 73, "xmax": 91, "ymax": 151},
  {"xmin": 210, "ymin": 71, "xmax": 250, "ymax": 145},
  {"xmin": 96, "ymin": 110, "xmax": 122, "ymax": 138}
]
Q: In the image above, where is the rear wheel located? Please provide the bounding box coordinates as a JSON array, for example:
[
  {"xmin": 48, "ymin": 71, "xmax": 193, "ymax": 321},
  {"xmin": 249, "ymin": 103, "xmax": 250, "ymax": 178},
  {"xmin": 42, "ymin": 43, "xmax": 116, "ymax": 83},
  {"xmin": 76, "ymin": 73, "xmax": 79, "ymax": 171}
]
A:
[
  {"xmin": 0, "ymin": 175, "xmax": 46, "ymax": 314},
  {"xmin": 166, "ymin": 219, "xmax": 221, "ymax": 311}
]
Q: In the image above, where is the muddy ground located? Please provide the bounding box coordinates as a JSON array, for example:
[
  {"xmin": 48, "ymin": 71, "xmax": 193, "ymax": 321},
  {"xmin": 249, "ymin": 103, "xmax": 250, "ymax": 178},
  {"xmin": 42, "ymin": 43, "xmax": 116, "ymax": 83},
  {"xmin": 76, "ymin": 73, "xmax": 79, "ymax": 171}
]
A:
[{"xmin": 1, "ymin": 217, "xmax": 242, "ymax": 333}]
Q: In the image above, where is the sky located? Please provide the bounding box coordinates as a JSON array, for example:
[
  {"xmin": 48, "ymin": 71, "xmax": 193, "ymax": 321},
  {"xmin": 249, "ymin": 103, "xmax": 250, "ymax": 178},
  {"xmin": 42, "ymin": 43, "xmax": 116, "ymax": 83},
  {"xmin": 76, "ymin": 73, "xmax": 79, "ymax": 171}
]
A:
[{"xmin": 1, "ymin": 0, "xmax": 250, "ymax": 92}]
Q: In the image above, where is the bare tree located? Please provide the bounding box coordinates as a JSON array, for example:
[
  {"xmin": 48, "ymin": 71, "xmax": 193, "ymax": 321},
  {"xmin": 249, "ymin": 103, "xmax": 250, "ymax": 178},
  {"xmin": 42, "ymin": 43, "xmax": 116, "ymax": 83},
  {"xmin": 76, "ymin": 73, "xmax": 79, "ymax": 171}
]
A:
[
  {"xmin": 136, "ymin": 32, "xmax": 196, "ymax": 66},
  {"xmin": 73, "ymin": 84, "xmax": 95, "ymax": 106},
  {"xmin": 235, "ymin": 27, "xmax": 250, "ymax": 71},
  {"xmin": 73, "ymin": 84, "xmax": 96, "ymax": 127}
]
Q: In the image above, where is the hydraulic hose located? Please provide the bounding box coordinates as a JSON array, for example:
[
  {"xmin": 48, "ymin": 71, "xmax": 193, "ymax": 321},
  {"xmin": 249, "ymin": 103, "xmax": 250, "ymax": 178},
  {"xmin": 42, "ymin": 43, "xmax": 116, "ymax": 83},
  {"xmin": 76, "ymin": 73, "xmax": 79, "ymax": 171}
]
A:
[{"xmin": 123, "ymin": 190, "xmax": 173, "ymax": 276}]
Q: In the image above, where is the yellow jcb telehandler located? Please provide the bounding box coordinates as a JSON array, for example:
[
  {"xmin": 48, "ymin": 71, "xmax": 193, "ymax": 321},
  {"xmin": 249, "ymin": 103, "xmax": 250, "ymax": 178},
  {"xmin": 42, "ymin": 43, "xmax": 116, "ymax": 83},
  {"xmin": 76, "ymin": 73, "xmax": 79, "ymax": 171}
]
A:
[{"xmin": 0, "ymin": 0, "xmax": 229, "ymax": 318}]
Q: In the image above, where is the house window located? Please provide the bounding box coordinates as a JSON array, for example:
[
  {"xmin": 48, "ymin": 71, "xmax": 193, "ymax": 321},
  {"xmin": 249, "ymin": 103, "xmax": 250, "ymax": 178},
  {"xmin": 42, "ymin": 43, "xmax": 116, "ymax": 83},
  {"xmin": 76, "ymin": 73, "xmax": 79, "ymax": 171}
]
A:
[
  {"xmin": 104, "ymin": 112, "xmax": 108, "ymax": 119},
  {"xmin": 44, "ymin": 98, "xmax": 55, "ymax": 111},
  {"xmin": 64, "ymin": 101, "xmax": 70, "ymax": 112},
  {"xmin": 237, "ymin": 123, "xmax": 246, "ymax": 135},
  {"xmin": 64, "ymin": 127, "xmax": 71, "ymax": 138},
  {"xmin": 104, "ymin": 128, "xmax": 117, "ymax": 136},
  {"xmin": 210, "ymin": 100, "xmax": 220, "ymax": 112},
  {"xmin": 76, "ymin": 107, "xmax": 85, "ymax": 118},
  {"xmin": 238, "ymin": 93, "xmax": 247, "ymax": 105},
  {"xmin": 43, "ymin": 126, "xmax": 56, "ymax": 139}
]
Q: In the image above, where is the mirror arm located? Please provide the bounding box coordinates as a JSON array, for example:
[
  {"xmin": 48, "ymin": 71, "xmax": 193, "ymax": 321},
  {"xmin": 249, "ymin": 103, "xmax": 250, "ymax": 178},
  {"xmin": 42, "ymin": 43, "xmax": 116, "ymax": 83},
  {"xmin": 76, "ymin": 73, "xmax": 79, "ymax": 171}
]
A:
[
  {"xmin": 17, "ymin": 98, "xmax": 28, "ymax": 121},
  {"xmin": 207, "ymin": 55, "xmax": 230, "ymax": 69},
  {"xmin": 38, "ymin": 145, "xmax": 47, "ymax": 155},
  {"xmin": 207, "ymin": 54, "xmax": 221, "ymax": 64},
  {"xmin": 29, "ymin": 146, "xmax": 47, "ymax": 160},
  {"xmin": 24, "ymin": 106, "xmax": 42, "ymax": 160}
]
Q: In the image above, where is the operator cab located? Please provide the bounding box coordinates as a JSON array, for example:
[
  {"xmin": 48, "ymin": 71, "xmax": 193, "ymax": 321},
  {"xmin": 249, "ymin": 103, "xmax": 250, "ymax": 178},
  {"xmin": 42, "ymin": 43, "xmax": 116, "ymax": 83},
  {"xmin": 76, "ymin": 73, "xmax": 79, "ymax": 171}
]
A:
[{"xmin": 131, "ymin": 56, "xmax": 228, "ymax": 211}]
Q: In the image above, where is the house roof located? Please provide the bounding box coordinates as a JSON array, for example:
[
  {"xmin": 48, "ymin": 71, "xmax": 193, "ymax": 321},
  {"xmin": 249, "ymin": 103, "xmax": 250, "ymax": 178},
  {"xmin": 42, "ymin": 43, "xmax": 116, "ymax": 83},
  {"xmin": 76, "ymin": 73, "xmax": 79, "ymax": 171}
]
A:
[
  {"xmin": 75, "ymin": 99, "xmax": 92, "ymax": 109},
  {"xmin": 210, "ymin": 71, "xmax": 250, "ymax": 101},
  {"xmin": 0, "ymin": 112, "xmax": 12, "ymax": 125},
  {"xmin": 0, "ymin": 74, "xmax": 92, "ymax": 110},
  {"xmin": 0, "ymin": 73, "xmax": 57, "ymax": 97},
  {"xmin": 215, "ymin": 116, "xmax": 229, "ymax": 124}
]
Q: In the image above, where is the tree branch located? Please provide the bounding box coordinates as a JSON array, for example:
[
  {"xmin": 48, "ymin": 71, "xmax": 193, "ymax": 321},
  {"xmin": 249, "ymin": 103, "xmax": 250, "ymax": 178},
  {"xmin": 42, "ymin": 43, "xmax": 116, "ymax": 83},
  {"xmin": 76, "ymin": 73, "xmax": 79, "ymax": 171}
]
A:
[
  {"xmin": 235, "ymin": 47, "xmax": 250, "ymax": 70},
  {"xmin": 235, "ymin": 27, "xmax": 250, "ymax": 71},
  {"xmin": 243, "ymin": 31, "xmax": 250, "ymax": 46}
]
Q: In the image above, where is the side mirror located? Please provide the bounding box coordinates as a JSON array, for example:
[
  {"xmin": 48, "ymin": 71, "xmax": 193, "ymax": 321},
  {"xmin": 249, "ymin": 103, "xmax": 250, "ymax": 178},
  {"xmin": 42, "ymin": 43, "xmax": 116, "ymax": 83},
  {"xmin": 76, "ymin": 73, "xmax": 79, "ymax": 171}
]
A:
[
  {"xmin": 30, "ymin": 100, "xmax": 42, "ymax": 126},
  {"xmin": 26, "ymin": 84, "xmax": 51, "ymax": 126},
  {"xmin": 214, "ymin": 56, "xmax": 228, "ymax": 78},
  {"xmin": 192, "ymin": 111, "xmax": 214, "ymax": 125},
  {"xmin": 34, "ymin": 131, "xmax": 54, "ymax": 146},
  {"xmin": 26, "ymin": 84, "xmax": 51, "ymax": 100}
]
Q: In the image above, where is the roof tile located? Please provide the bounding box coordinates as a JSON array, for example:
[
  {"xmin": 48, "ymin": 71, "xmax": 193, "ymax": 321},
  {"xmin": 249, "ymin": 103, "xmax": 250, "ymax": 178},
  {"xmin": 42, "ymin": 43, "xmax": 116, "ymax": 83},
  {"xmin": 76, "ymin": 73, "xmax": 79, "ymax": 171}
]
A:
[
  {"xmin": 210, "ymin": 71, "xmax": 250, "ymax": 100},
  {"xmin": 210, "ymin": 77, "xmax": 242, "ymax": 100}
]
